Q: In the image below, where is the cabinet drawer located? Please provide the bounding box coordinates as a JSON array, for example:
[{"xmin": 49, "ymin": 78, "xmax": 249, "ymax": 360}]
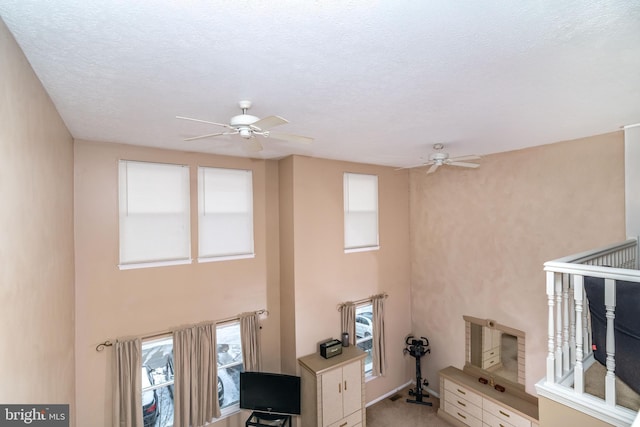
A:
[
  {"xmin": 483, "ymin": 399, "xmax": 531, "ymax": 427},
  {"xmin": 327, "ymin": 409, "xmax": 361, "ymax": 427},
  {"xmin": 444, "ymin": 379, "xmax": 483, "ymax": 407},
  {"xmin": 445, "ymin": 392, "xmax": 482, "ymax": 420},
  {"xmin": 482, "ymin": 354, "xmax": 500, "ymax": 369},
  {"xmin": 444, "ymin": 401, "xmax": 482, "ymax": 427},
  {"xmin": 483, "ymin": 348, "xmax": 499, "ymax": 361}
]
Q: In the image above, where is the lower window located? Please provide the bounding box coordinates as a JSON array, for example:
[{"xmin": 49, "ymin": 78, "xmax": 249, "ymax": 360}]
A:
[
  {"xmin": 141, "ymin": 337, "xmax": 174, "ymax": 427},
  {"xmin": 355, "ymin": 303, "xmax": 373, "ymax": 375}
]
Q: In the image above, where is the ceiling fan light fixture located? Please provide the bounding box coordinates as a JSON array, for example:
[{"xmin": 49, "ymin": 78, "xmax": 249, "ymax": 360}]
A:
[{"xmin": 239, "ymin": 128, "xmax": 253, "ymax": 138}]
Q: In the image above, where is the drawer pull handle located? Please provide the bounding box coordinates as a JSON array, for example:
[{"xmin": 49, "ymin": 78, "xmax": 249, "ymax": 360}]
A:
[
  {"xmin": 457, "ymin": 412, "xmax": 467, "ymax": 420},
  {"xmin": 456, "ymin": 388, "xmax": 466, "ymax": 395},
  {"xmin": 344, "ymin": 380, "xmax": 347, "ymax": 391},
  {"xmin": 457, "ymin": 400, "xmax": 466, "ymax": 407},
  {"xmin": 499, "ymin": 410, "xmax": 510, "ymax": 417},
  {"xmin": 500, "ymin": 424, "xmax": 505, "ymax": 427},
  {"xmin": 339, "ymin": 423, "xmax": 348, "ymax": 427}
]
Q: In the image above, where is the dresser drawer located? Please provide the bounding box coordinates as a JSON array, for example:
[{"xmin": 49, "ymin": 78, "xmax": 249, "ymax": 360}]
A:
[
  {"xmin": 483, "ymin": 399, "xmax": 531, "ymax": 427},
  {"xmin": 445, "ymin": 391, "xmax": 482, "ymax": 420},
  {"xmin": 482, "ymin": 354, "xmax": 500, "ymax": 369},
  {"xmin": 444, "ymin": 379, "xmax": 483, "ymax": 407},
  {"xmin": 443, "ymin": 400, "xmax": 482, "ymax": 427},
  {"xmin": 327, "ymin": 409, "xmax": 361, "ymax": 427}
]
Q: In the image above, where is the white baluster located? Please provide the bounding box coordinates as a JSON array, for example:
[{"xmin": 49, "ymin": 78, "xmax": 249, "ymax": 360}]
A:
[
  {"xmin": 562, "ymin": 273, "xmax": 570, "ymax": 373},
  {"xmin": 555, "ymin": 273, "xmax": 563, "ymax": 377},
  {"xmin": 574, "ymin": 275, "xmax": 584, "ymax": 394},
  {"xmin": 546, "ymin": 271, "xmax": 556, "ymax": 383},
  {"xmin": 569, "ymin": 275, "xmax": 576, "ymax": 369},
  {"xmin": 605, "ymin": 278, "xmax": 617, "ymax": 406}
]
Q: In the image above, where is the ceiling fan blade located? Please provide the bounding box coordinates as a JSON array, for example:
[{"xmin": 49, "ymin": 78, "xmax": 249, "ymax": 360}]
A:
[
  {"xmin": 427, "ymin": 164, "xmax": 440, "ymax": 174},
  {"xmin": 176, "ymin": 116, "xmax": 233, "ymax": 129},
  {"xmin": 251, "ymin": 115, "xmax": 288, "ymax": 131},
  {"xmin": 395, "ymin": 161, "xmax": 432, "ymax": 170},
  {"xmin": 266, "ymin": 132, "xmax": 314, "ymax": 144},
  {"xmin": 449, "ymin": 161, "xmax": 480, "ymax": 168},
  {"xmin": 184, "ymin": 132, "xmax": 227, "ymax": 141},
  {"xmin": 449, "ymin": 155, "xmax": 482, "ymax": 162},
  {"xmin": 246, "ymin": 140, "xmax": 263, "ymax": 152}
]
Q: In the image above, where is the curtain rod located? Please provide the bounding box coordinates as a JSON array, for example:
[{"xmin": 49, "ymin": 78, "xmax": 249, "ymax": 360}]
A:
[
  {"xmin": 95, "ymin": 309, "xmax": 268, "ymax": 352},
  {"xmin": 337, "ymin": 292, "xmax": 388, "ymax": 311}
]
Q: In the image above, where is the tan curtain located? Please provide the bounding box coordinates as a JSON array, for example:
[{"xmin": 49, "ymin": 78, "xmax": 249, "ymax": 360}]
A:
[
  {"xmin": 240, "ymin": 312, "xmax": 262, "ymax": 371},
  {"xmin": 114, "ymin": 338, "xmax": 142, "ymax": 427},
  {"xmin": 173, "ymin": 323, "xmax": 220, "ymax": 427},
  {"xmin": 372, "ymin": 294, "xmax": 387, "ymax": 376},
  {"xmin": 340, "ymin": 302, "xmax": 356, "ymax": 345}
]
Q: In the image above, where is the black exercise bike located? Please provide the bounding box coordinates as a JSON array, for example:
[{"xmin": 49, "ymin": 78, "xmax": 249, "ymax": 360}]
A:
[{"xmin": 403, "ymin": 335, "xmax": 432, "ymax": 406}]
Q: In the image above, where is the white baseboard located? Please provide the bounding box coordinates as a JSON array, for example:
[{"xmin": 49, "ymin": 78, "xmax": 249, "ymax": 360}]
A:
[{"xmin": 365, "ymin": 380, "xmax": 412, "ymax": 407}]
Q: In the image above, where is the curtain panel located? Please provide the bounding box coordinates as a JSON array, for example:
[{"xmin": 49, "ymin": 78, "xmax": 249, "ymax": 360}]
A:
[
  {"xmin": 372, "ymin": 294, "xmax": 387, "ymax": 376},
  {"xmin": 114, "ymin": 338, "xmax": 143, "ymax": 427},
  {"xmin": 240, "ymin": 312, "xmax": 262, "ymax": 372},
  {"xmin": 173, "ymin": 323, "xmax": 220, "ymax": 427},
  {"xmin": 339, "ymin": 302, "xmax": 356, "ymax": 345}
]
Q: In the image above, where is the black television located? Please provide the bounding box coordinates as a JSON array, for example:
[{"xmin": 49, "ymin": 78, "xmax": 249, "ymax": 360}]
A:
[{"xmin": 239, "ymin": 371, "xmax": 301, "ymax": 415}]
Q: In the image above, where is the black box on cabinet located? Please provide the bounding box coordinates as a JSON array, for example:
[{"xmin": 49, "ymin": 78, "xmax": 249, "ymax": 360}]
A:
[{"xmin": 319, "ymin": 339, "xmax": 343, "ymax": 359}]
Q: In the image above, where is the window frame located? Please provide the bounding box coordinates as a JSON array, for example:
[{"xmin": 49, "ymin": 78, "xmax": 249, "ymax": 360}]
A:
[{"xmin": 343, "ymin": 172, "xmax": 379, "ymax": 253}]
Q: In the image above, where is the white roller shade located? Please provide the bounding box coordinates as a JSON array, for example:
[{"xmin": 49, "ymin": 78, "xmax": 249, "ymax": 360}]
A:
[
  {"xmin": 344, "ymin": 173, "xmax": 379, "ymax": 250},
  {"xmin": 118, "ymin": 160, "xmax": 191, "ymax": 267},
  {"xmin": 198, "ymin": 167, "xmax": 254, "ymax": 260}
]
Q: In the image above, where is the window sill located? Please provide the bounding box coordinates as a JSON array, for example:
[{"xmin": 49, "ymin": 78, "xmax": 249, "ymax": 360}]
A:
[
  {"xmin": 118, "ymin": 258, "xmax": 192, "ymax": 270},
  {"xmin": 198, "ymin": 253, "xmax": 255, "ymax": 263},
  {"xmin": 344, "ymin": 246, "xmax": 380, "ymax": 254}
]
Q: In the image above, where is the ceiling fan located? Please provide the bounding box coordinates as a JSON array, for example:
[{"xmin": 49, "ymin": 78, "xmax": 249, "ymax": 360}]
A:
[
  {"xmin": 402, "ymin": 143, "xmax": 481, "ymax": 174},
  {"xmin": 177, "ymin": 100, "xmax": 314, "ymax": 151}
]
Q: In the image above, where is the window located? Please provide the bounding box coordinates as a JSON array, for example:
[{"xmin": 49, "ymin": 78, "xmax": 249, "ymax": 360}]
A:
[
  {"xmin": 355, "ymin": 303, "xmax": 374, "ymax": 375},
  {"xmin": 142, "ymin": 337, "xmax": 175, "ymax": 427},
  {"xmin": 118, "ymin": 160, "xmax": 191, "ymax": 269},
  {"xmin": 216, "ymin": 321, "xmax": 244, "ymax": 413},
  {"xmin": 344, "ymin": 173, "xmax": 378, "ymax": 251},
  {"xmin": 198, "ymin": 167, "xmax": 254, "ymax": 261}
]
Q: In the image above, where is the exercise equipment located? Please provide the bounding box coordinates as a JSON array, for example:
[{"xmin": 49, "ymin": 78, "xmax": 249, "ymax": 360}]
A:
[{"xmin": 404, "ymin": 335, "xmax": 432, "ymax": 406}]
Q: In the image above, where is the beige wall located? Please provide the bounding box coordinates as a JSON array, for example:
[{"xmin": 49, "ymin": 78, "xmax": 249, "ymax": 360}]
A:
[
  {"xmin": 283, "ymin": 156, "xmax": 413, "ymax": 402},
  {"xmin": 0, "ymin": 16, "xmax": 75, "ymax": 418},
  {"xmin": 74, "ymin": 140, "xmax": 281, "ymax": 426},
  {"xmin": 409, "ymin": 132, "xmax": 626, "ymax": 397}
]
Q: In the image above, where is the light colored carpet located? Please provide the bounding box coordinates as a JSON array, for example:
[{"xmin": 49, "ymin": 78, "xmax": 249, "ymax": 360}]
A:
[
  {"xmin": 366, "ymin": 387, "xmax": 456, "ymax": 427},
  {"xmin": 584, "ymin": 361, "xmax": 640, "ymax": 411}
]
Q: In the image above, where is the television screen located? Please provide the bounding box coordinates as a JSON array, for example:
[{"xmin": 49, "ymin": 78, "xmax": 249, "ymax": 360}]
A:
[{"xmin": 239, "ymin": 371, "xmax": 301, "ymax": 415}]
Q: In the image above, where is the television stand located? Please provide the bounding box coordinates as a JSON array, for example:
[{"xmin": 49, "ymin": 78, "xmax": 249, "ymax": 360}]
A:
[{"xmin": 246, "ymin": 411, "xmax": 291, "ymax": 427}]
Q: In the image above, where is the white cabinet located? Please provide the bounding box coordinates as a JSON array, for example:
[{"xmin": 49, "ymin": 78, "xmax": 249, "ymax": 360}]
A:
[
  {"xmin": 437, "ymin": 367, "xmax": 538, "ymax": 427},
  {"xmin": 298, "ymin": 346, "xmax": 366, "ymax": 427},
  {"xmin": 482, "ymin": 327, "xmax": 502, "ymax": 370}
]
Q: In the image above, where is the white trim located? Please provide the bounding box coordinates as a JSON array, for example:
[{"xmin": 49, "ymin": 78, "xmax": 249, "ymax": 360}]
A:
[
  {"xmin": 623, "ymin": 123, "xmax": 640, "ymax": 129},
  {"xmin": 198, "ymin": 253, "xmax": 255, "ymax": 263},
  {"xmin": 118, "ymin": 258, "xmax": 192, "ymax": 270},
  {"xmin": 535, "ymin": 379, "xmax": 637, "ymax": 427},
  {"xmin": 344, "ymin": 246, "xmax": 380, "ymax": 254}
]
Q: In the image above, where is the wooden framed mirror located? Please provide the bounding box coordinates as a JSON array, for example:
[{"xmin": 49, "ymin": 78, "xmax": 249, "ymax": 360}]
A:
[{"xmin": 463, "ymin": 315, "xmax": 525, "ymax": 391}]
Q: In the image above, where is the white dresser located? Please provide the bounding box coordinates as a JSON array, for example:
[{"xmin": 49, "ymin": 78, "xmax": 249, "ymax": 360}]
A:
[
  {"xmin": 438, "ymin": 366, "xmax": 538, "ymax": 427},
  {"xmin": 298, "ymin": 346, "xmax": 366, "ymax": 427}
]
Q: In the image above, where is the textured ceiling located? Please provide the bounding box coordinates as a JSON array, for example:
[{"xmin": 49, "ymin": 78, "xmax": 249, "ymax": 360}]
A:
[{"xmin": 1, "ymin": 1, "xmax": 639, "ymax": 167}]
